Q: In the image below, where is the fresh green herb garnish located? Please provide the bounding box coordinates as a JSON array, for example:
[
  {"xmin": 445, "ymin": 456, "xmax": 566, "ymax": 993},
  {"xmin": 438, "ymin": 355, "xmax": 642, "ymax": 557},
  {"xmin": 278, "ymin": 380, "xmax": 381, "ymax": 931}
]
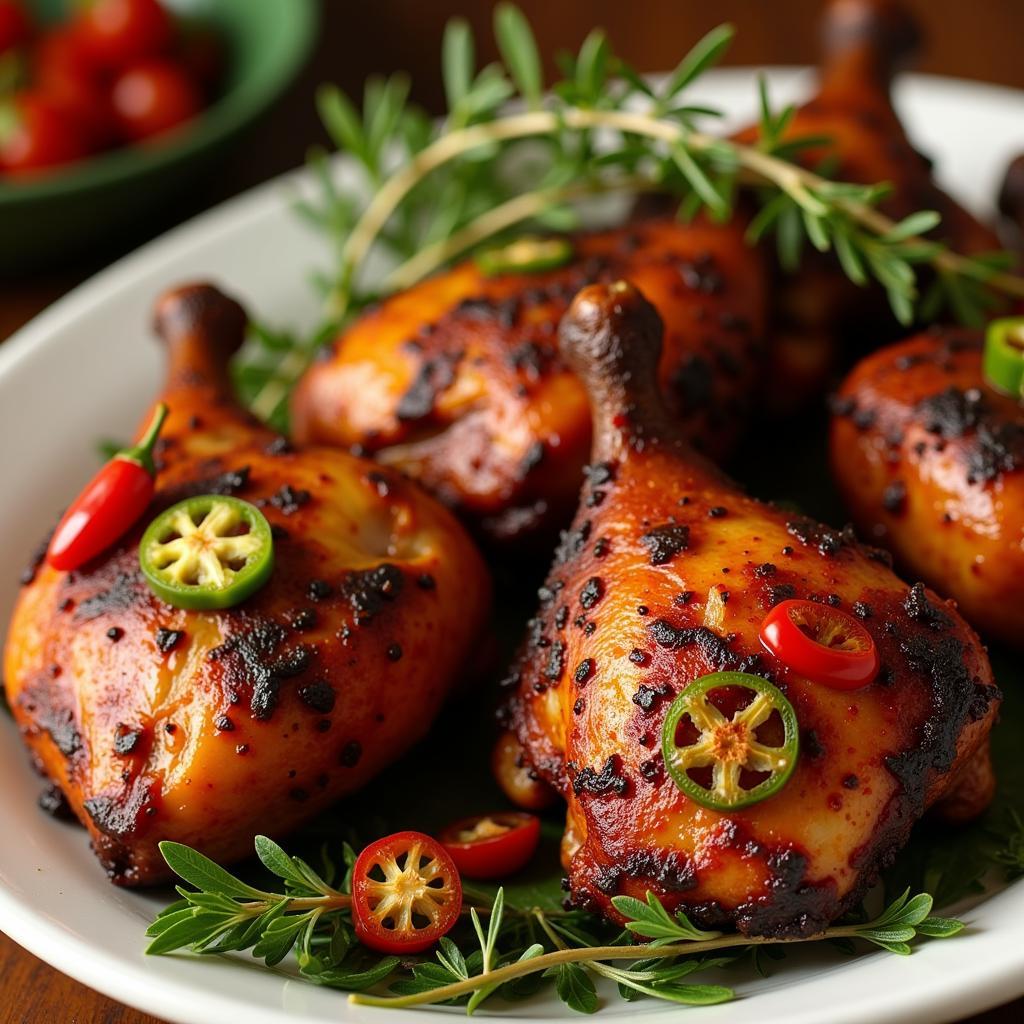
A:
[
  {"xmin": 235, "ymin": 4, "xmax": 1024, "ymax": 430},
  {"xmin": 147, "ymin": 836, "xmax": 963, "ymax": 1013}
]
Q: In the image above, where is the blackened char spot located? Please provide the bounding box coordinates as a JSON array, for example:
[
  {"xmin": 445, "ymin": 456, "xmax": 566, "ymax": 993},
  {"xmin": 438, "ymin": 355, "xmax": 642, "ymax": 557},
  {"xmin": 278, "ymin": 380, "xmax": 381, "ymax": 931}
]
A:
[
  {"xmin": 269, "ymin": 485, "xmax": 311, "ymax": 516},
  {"xmin": 632, "ymin": 682, "xmax": 672, "ymax": 713},
  {"xmin": 888, "ymin": 632, "xmax": 998, "ymax": 807},
  {"xmin": 786, "ymin": 517, "xmax": 856, "ymax": 557},
  {"xmin": 508, "ymin": 341, "xmax": 549, "ymax": 380},
  {"xmin": 83, "ymin": 778, "xmax": 158, "ymax": 840},
  {"xmin": 340, "ymin": 740, "xmax": 362, "ymax": 767},
  {"xmin": 903, "ymin": 582, "xmax": 952, "ymax": 629},
  {"xmin": 574, "ymin": 658, "xmax": 595, "ymax": 685},
  {"xmin": 208, "ymin": 622, "xmax": 314, "ymax": 720},
  {"xmin": 38, "ymin": 784, "xmax": 75, "ymax": 820},
  {"xmin": 19, "ymin": 686, "xmax": 81, "ymax": 757},
  {"xmin": 114, "ymin": 726, "xmax": 143, "ymax": 755},
  {"xmin": 580, "ymin": 577, "xmax": 603, "ymax": 610},
  {"xmin": 155, "ymin": 628, "xmax": 183, "ymax": 653},
  {"xmin": 340, "ymin": 564, "xmax": 404, "ymax": 620},
  {"xmin": 545, "ymin": 642, "xmax": 566, "ymax": 681},
  {"xmin": 572, "ymin": 755, "xmax": 629, "ymax": 797},
  {"xmin": 165, "ymin": 466, "xmax": 251, "ymax": 502},
  {"xmin": 680, "ymin": 252, "xmax": 724, "ymax": 294},
  {"xmin": 74, "ymin": 572, "xmax": 144, "ymax": 621},
  {"xmin": 288, "ymin": 608, "xmax": 317, "ymax": 631},
  {"xmin": 640, "ymin": 523, "xmax": 690, "ymax": 566},
  {"xmin": 649, "ymin": 619, "xmax": 759, "ymax": 674},
  {"xmin": 916, "ymin": 386, "xmax": 984, "ymax": 438},
  {"xmin": 397, "ymin": 352, "xmax": 460, "ymax": 420},
  {"xmin": 623, "ymin": 848, "xmax": 697, "ymax": 893},
  {"xmin": 554, "ymin": 520, "xmax": 592, "ymax": 566},
  {"xmin": 734, "ymin": 848, "xmax": 837, "ymax": 939},
  {"xmin": 298, "ymin": 680, "xmax": 336, "ymax": 714},
  {"xmin": 967, "ymin": 422, "xmax": 1024, "ymax": 483}
]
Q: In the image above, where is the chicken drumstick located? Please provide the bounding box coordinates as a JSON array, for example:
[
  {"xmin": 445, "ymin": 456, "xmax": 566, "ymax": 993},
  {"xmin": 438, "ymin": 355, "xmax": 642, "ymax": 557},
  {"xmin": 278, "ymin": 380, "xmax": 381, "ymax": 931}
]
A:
[
  {"xmin": 497, "ymin": 281, "xmax": 999, "ymax": 936},
  {"xmin": 4, "ymin": 284, "xmax": 491, "ymax": 885}
]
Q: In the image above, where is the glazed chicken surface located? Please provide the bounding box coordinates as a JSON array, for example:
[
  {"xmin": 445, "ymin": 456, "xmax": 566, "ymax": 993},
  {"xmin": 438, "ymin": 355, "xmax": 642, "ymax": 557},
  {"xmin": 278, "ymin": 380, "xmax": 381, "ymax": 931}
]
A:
[
  {"xmin": 831, "ymin": 327, "xmax": 1024, "ymax": 648},
  {"xmin": 3, "ymin": 284, "xmax": 490, "ymax": 885},
  {"xmin": 736, "ymin": 0, "xmax": 1000, "ymax": 409},
  {"xmin": 497, "ymin": 281, "xmax": 999, "ymax": 937},
  {"xmin": 292, "ymin": 216, "xmax": 767, "ymax": 543}
]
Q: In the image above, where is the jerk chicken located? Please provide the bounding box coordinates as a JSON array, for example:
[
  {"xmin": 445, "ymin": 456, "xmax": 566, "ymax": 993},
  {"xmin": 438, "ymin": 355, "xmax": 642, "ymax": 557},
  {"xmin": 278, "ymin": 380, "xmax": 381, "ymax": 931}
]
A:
[
  {"xmin": 496, "ymin": 282, "xmax": 999, "ymax": 936},
  {"xmin": 830, "ymin": 326, "xmax": 1024, "ymax": 649},
  {"xmin": 3, "ymin": 284, "xmax": 490, "ymax": 885},
  {"xmin": 292, "ymin": 216, "xmax": 768, "ymax": 544},
  {"xmin": 736, "ymin": 0, "xmax": 1001, "ymax": 409}
]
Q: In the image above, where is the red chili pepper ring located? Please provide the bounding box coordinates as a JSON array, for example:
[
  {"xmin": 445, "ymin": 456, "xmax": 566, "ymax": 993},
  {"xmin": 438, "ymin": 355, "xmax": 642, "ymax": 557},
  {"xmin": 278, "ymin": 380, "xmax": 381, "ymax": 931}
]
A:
[{"xmin": 758, "ymin": 599, "xmax": 879, "ymax": 690}]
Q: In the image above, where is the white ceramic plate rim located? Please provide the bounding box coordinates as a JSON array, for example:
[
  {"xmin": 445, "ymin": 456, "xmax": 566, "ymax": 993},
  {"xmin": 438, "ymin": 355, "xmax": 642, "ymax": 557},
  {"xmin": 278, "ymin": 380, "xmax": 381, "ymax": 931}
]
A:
[{"xmin": 2, "ymin": 68, "xmax": 1024, "ymax": 1024}]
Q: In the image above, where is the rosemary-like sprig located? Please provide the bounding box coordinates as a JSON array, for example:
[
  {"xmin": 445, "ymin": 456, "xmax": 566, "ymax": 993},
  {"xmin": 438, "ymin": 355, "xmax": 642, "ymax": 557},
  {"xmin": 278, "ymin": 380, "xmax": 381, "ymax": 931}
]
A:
[
  {"xmin": 236, "ymin": 4, "xmax": 1024, "ymax": 430},
  {"xmin": 147, "ymin": 837, "xmax": 964, "ymax": 1014}
]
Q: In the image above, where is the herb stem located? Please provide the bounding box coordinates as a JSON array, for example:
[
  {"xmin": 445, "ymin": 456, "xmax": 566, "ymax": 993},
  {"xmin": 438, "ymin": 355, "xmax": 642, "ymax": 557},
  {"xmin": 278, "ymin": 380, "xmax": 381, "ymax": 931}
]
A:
[
  {"xmin": 240, "ymin": 894, "xmax": 352, "ymax": 915},
  {"xmin": 382, "ymin": 176, "xmax": 649, "ymax": 292},
  {"xmin": 340, "ymin": 105, "xmax": 1024, "ymax": 307},
  {"xmin": 348, "ymin": 923, "xmax": 875, "ymax": 1009}
]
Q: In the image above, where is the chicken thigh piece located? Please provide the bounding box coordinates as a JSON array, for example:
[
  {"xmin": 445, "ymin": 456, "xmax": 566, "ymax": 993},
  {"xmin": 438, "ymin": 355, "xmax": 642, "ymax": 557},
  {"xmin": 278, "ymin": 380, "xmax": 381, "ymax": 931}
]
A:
[
  {"xmin": 735, "ymin": 0, "xmax": 1001, "ymax": 410},
  {"xmin": 4, "ymin": 284, "xmax": 490, "ymax": 886},
  {"xmin": 830, "ymin": 326, "xmax": 1024, "ymax": 648},
  {"xmin": 292, "ymin": 217, "xmax": 767, "ymax": 544},
  {"xmin": 497, "ymin": 281, "xmax": 998, "ymax": 937}
]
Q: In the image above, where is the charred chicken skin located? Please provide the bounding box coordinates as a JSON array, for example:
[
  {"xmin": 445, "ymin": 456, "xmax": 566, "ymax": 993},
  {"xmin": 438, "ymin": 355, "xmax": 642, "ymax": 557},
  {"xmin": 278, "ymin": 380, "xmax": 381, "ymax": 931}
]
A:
[
  {"xmin": 497, "ymin": 281, "xmax": 999, "ymax": 937},
  {"xmin": 4, "ymin": 283, "xmax": 490, "ymax": 886},
  {"xmin": 736, "ymin": 0, "xmax": 1000, "ymax": 409},
  {"xmin": 830, "ymin": 327, "xmax": 1024, "ymax": 648},
  {"xmin": 292, "ymin": 217, "xmax": 767, "ymax": 543}
]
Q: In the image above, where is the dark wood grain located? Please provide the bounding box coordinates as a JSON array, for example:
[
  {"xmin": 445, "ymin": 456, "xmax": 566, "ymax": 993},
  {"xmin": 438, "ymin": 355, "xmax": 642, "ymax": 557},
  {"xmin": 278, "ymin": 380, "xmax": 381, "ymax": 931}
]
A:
[{"xmin": 1, "ymin": 1, "xmax": 1022, "ymax": 1021}]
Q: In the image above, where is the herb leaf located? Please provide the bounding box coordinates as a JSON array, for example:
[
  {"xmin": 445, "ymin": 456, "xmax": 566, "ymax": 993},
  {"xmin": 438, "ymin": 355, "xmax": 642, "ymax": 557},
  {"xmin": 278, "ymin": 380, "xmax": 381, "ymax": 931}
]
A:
[
  {"xmin": 157, "ymin": 841, "xmax": 269, "ymax": 901},
  {"xmin": 553, "ymin": 961, "xmax": 599, "ymax": 1014}
]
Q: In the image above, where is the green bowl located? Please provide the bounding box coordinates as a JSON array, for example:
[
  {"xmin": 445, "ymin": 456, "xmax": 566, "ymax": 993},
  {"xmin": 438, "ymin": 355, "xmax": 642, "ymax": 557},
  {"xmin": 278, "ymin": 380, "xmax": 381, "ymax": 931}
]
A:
[{"xmin": 0, "ymin": 0, "xmax": 317, "ymax": 273}]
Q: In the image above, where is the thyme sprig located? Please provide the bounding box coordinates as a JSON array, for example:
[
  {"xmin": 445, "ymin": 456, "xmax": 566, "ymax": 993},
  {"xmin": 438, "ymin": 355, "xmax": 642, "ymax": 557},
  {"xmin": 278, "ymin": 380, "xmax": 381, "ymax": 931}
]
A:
[
  {"xmin": 237, "ymin": 4, "xmax": 1024, "ymax": 430},
  {"xmin": 147, "ymin": 837, "xmax": 964, "ymax": 1014}
]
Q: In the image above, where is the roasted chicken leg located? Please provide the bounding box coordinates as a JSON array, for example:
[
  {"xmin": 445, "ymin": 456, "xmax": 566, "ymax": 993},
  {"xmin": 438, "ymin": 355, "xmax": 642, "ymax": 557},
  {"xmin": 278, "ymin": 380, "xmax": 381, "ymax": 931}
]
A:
[
  {"xmin": 737, "ymin": 0, "xmax": 1001, "ymax": 409},
  {"xmin": 497, "ymin": 281, "xmax": 998, "ymax": 936},
  {"xmin": 830, "ymin": 326, "xmax": 1024, "ymax": 648},
  {"xmin": 292, "ymin": 217, "xmax": 767, "ymax": 544},
  {"xmin": 4, "ymin": 283, "xmax": 490, "ymax": 885}
]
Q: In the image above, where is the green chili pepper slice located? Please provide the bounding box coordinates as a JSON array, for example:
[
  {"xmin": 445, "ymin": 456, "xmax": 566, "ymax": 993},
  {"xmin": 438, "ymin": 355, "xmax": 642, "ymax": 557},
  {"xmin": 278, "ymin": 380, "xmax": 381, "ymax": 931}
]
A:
[
  {"xmin": 983, "ymin": 316, "xmax": 1024, "ymax": 399},
  {"xmin": 661, "ymin": 671, "xmax": 799, "ymax": 811},
  {"xmin": 475, "ymin": 236, "xmax": 573, "ymax": 277},
  {"xmin": 139, "ymin": 495, "xmax": 274, "ymax": 610}
]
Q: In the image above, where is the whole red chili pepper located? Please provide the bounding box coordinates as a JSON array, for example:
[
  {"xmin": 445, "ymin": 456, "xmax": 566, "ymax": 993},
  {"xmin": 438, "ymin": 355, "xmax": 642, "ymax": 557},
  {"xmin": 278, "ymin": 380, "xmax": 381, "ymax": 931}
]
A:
[{"xmin": 47, "ymin": 402, "xmax": 169, "ymax": 572}]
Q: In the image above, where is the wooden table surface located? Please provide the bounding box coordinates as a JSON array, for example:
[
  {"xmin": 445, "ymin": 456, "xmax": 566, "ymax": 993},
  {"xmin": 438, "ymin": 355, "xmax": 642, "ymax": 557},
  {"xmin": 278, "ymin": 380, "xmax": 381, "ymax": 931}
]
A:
[{"xmin": 2, "ymin": 1, "xmax": 1023, "ymax": 1021}]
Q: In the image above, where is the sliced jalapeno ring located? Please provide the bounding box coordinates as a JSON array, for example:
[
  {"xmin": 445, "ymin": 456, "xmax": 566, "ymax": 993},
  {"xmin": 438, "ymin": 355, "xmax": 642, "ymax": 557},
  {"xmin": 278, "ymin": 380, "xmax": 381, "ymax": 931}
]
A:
[
  {"xmin": 475, "ymin": 236, "xmax": 573, "ymax": 277},
  {"xmin": 661, "ymin": 671, "xmax": 799, "ymax": 811},
  {"xmin": 139, "ymin": 495, "xmax": 274, "ymax": 610},
  {"xmin": 983, "ymin": 316, "xmax": 1024, "ymax": 399}
]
